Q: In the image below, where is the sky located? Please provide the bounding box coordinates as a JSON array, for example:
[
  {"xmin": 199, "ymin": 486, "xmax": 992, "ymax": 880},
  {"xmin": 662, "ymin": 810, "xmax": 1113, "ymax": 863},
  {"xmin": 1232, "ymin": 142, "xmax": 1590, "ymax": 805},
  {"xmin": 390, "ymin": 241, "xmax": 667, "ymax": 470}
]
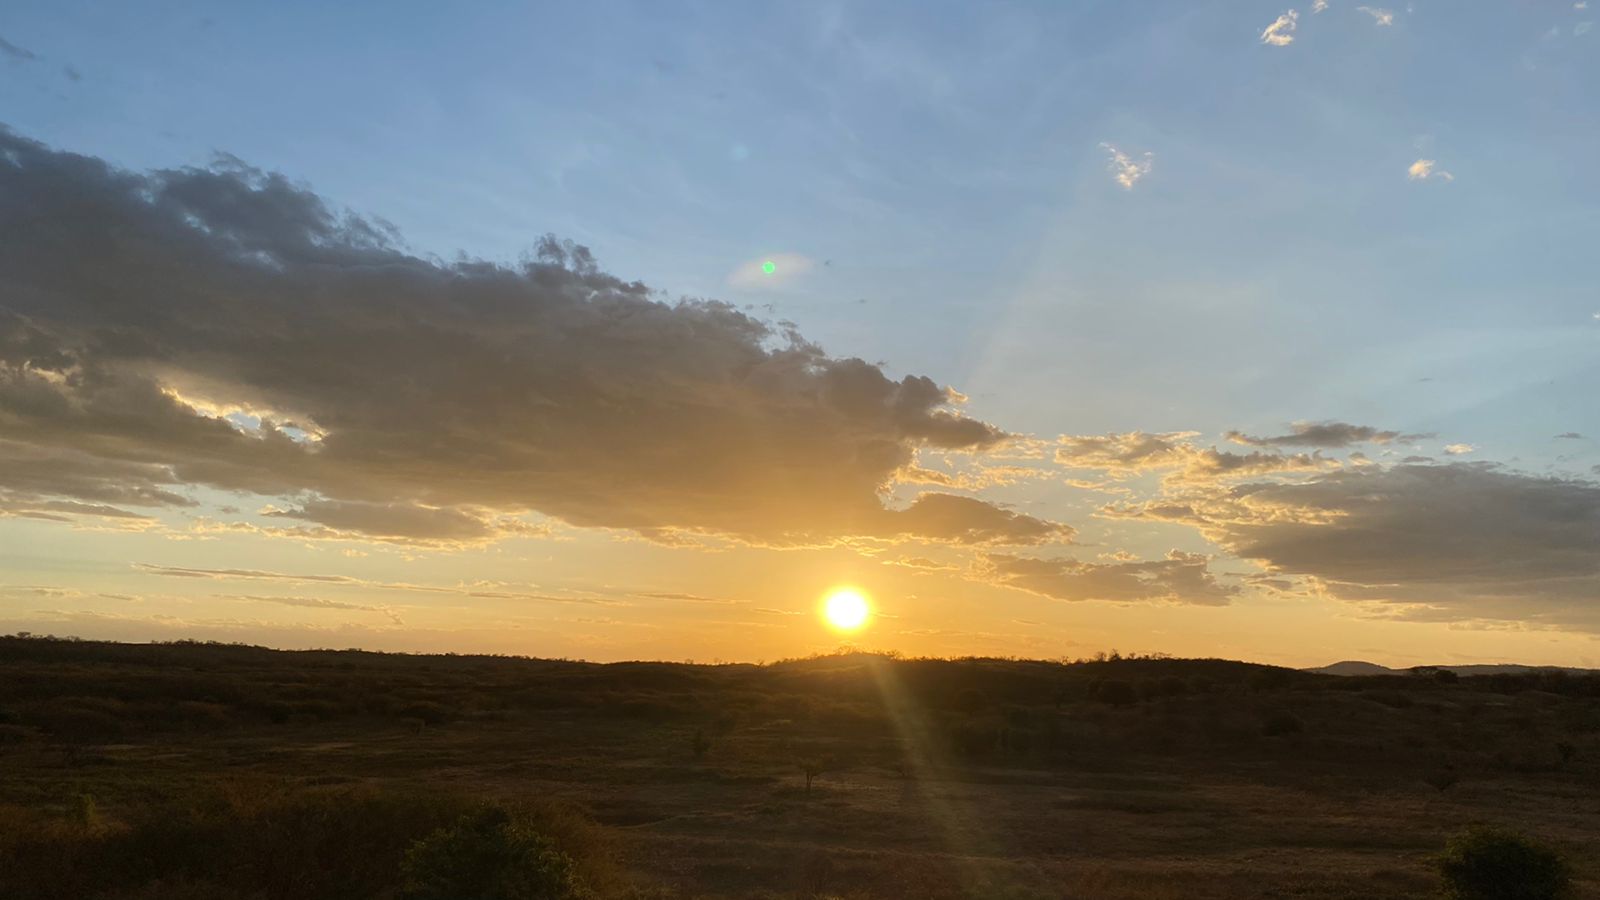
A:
[{"xmin": 0, "ymin": 0, "xmax": 1597, "ymax": 667}]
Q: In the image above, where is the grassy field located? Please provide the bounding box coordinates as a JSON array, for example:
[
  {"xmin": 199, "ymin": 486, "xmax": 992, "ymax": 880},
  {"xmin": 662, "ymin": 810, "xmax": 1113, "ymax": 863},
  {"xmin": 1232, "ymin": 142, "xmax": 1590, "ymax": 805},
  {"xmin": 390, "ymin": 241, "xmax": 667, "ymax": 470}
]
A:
[{"xmin": 1, "ymin": 635, "xmax": 1596, "ymax": 898}]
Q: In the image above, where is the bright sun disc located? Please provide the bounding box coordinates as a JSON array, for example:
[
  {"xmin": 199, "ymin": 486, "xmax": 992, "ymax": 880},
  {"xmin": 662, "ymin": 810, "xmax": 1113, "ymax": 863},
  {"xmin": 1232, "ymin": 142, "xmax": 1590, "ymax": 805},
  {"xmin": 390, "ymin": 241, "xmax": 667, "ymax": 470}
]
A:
[{"xmin": 823, "ymin": 589, "xmax": 870, "ymax": 631}]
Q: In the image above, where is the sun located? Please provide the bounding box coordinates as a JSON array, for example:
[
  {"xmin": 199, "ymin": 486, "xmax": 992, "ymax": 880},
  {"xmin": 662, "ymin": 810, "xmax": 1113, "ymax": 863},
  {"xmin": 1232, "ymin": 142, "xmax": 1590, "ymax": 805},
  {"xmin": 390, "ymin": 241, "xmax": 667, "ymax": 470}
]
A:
[{"xmin": 822, "ymin": 588, "xmax": 871, "ymax": 631}]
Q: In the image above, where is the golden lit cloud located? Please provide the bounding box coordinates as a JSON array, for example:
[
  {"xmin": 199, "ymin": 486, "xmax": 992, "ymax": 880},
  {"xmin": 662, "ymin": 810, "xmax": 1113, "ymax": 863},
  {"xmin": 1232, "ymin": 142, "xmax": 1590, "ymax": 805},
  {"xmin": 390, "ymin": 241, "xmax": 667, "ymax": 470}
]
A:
[
  {"xmin": 1356, "ymin": 6, "xmax": 1394, "ymax": 26},
  {"xmin": 1099, "ymin": 143, "xmax": 1153, "ymax": 190},
  {"xmin": 1407, "ymin": 159, "xmax": 1454, "ymax": 181},
  {"xmin": 1260, "ymin": 10, "xmax": 1299, "ymax": 46}
]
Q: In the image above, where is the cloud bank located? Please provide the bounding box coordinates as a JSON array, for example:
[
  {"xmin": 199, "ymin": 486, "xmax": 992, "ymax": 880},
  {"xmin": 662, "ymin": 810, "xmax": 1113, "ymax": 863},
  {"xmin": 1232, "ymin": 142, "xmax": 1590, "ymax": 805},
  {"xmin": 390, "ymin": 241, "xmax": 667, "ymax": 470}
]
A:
[
  {"xmin": 0, "ymin": 129, "xmax": 1061, "ymax": 547},
  {"xmin": 1106, "ymin": 464, "xmax": 1600, "ymax": 629}
]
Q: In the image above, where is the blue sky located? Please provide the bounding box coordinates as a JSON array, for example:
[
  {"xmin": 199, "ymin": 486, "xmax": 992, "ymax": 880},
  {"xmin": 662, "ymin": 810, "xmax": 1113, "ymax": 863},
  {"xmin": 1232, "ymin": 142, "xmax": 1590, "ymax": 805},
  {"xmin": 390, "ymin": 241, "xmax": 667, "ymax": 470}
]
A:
[{"xmin": 1, "ymin": 0, "xmax": 1597, "ymax": 664}]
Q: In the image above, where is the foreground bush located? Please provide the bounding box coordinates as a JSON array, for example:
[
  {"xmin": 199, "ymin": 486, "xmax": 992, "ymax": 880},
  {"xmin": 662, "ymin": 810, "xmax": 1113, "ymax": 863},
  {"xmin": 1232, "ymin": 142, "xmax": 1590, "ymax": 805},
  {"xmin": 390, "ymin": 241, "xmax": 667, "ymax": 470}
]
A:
[
  {"xmin": 0, "ymin": 782, "xmax": 616, "ymax": 900},
  {"xmin": 1436, "ymin": 825, "xmax": 1571, "ymax": 900},
  {"xmin": 400, "ymin": 806, "xmax": 592, "ymax": 900}
]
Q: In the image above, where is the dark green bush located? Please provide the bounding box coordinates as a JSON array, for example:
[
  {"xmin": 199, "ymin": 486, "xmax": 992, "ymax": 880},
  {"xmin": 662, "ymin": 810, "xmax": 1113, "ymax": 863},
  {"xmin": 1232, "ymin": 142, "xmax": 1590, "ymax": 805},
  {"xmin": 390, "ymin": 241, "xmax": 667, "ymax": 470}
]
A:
[
  {"xmin": 400, "ymin": 807, "xmax": 592, "ymax": 900},
  {"xmin": 1436, "ymin": 825, "xmax": 1570, "ymax": 900}
]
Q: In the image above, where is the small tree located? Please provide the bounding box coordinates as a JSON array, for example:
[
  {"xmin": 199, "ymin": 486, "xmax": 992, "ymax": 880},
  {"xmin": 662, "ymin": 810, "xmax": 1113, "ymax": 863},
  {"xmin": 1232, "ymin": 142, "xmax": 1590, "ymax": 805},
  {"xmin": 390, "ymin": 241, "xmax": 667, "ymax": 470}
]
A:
[
  {"xmin": 1436, "ymin": 825, "xmax": 1571, "ymax": 900},
  {"xmin": 797, "ymin": 756, "xmax": 827, "ymax": 797},
  {"xmin": 74, "ymin": 793, "xmax": 102, "ymax": 831},
  {"xmin": 399, "ymin": 807, "xmax": 592, "ymax": 900}
]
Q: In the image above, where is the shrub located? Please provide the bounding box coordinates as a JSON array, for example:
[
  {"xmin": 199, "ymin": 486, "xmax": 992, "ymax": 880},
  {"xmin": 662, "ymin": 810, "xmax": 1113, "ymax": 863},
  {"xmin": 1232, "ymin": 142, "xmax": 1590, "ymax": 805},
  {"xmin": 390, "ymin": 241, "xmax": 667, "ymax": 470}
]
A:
[
  {"xmin": 399, "ymin": 807, "xmax": 592, "ymax": 900},
  {"xmin": 1436, "ymin": 825, "xmax": 1571, "ymax": 900},
  {"xmin": 0, "ymin": 782, "xmax": 481, "ymax": 899}
]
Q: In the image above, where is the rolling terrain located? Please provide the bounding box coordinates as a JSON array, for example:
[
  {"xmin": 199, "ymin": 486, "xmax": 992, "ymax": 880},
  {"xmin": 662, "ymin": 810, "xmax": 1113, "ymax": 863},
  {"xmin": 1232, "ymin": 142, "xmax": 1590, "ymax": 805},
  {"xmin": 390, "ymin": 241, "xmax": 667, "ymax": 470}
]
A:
[{"xmin": 2, "ymin": 636, "xmax": 1597, "ymax": 898}]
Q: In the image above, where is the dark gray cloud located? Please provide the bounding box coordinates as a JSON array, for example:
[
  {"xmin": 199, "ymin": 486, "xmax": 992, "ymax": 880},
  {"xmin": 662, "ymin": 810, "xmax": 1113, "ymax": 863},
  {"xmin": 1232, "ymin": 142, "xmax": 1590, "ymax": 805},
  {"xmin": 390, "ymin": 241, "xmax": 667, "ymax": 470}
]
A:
[
  {"xmin": 1556, "ymin": 432, "xmax": 1585, "ymax": 440},
  {"xmin": 1224, "ymin": 421, "xmax": 1427, "ymax": 448},
  {"xmin": 0, "ymin": 129, "xmax": 1064, "ymax": 547},
  {"xmin": 1106, "ymin": 463, "xmax": 1600, "ymax": 629},
  {"xmin": 0, "ymin": 37, "xmax": 36, "ymax": 62},
  {"xmin": 0, "ymin": 497, "xmax": 153, "ymax": 520},
  {"xmin": 261, "ymin": 499, "xmax": 537, "ymax": 543},
  {"xmin": 980, "ymin": 551, "xmax": 1234, "ymax": 606}
]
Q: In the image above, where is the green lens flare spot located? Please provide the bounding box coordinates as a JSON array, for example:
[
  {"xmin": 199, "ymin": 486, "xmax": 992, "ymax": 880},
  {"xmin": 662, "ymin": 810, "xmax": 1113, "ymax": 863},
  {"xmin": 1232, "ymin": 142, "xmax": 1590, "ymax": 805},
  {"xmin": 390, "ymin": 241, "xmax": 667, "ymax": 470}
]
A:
[{"xmin": 761, "ymin": 260, "xmax": 776, "ymax": 275}]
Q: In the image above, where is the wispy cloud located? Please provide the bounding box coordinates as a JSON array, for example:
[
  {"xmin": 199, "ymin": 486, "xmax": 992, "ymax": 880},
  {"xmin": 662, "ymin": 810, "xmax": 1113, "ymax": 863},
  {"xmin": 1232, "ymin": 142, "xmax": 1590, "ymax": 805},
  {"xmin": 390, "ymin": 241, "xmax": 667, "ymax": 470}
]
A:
[
  {"xmin": 1407, "ymin": 159, "xmax": 1453, "ymax": 181},
  {"xmin": 1100, "ymin": 143, "xmax": 1153, "ymax": 190},
  {"xmin": 1357, "ymin": 6, "xmax": 1395, "ymax": 26},
  {"xmin": 1261, "ymin": 10, "xmax": 1299, "ymax": 46},
  {"xmin": 0, "ymin": 36, "xmax": 36, "ymax": 62},
  {"xmin": 1312, "ymin": 0, "xmax": 1329, "ymax": 12},
  {"xmin": 133, "ymin": 563, "xmax": 626, "ymax": 605},
  {"xmin": 219, "ymin": 594, "xmax": 404, "ymax": 625}
]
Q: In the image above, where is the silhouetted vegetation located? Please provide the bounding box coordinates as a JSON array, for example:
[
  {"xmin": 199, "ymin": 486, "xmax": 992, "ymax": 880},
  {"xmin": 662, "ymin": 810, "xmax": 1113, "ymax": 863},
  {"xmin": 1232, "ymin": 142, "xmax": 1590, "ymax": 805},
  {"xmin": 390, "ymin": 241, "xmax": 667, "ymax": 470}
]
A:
[
  {"xmin": 1436, "ymin": 825, "xmax": 1571, "ymax": 900},
  {"xmin": 0, "ymin": 782, "xmax": 617, "ymax": 900},
  {"xmin": 400, "ymin": 806, "xmax": 593, "ymax": 900},
  {"xmin": 2, "ymin": 634, "xmax": 1598, "ymax": 897}
]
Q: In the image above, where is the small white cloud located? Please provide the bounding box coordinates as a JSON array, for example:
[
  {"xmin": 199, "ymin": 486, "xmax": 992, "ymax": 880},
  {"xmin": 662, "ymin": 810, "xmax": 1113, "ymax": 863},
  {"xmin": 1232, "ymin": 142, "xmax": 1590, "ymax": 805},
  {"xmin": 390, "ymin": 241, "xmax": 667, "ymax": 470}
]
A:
[
  {"xmin": 1408, "ymin": 159, "xmax": 1454, "ymax": 182},
  {"xmin": 1442, "ymin": 443, "xmax": 1476, "ymax": 455},
  {"xmin": 1100, "ymin": 143, "xmax": 1153, "ymax": 190},
  {"xmin": 1313, "ymin": 0, "xmax": 1330, "ymax": 12},
  {"xmin": 1576, "ymin": 2, "xmax": 1589, "ymax": 10},
  {"xmin": 1357, "ymin": 6, "xmax": 1395, "ymax": 25},
  {"xmin": 1577, "ymin": 21, "xmax": 1594, "ymax": 35},
  {"xmin": 1261, "ymin": 10, "xmax": 1299, "ymax": 45},
  {"xmin": 726, "ymin": 253, "xmax": 817, "ymax": 289}
]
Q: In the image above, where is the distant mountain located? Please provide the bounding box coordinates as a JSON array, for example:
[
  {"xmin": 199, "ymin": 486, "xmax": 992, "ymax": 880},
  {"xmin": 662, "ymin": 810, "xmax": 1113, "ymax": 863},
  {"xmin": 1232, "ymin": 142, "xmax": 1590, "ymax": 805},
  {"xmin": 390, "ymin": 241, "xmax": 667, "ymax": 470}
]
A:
[
  {"xmin": 1306, "ymin": 660, "xmax": 1597, "ymax": 677},
  {"xmin": 1307, "ymin": 661, "xmax": 1402, "ymax": 676}
]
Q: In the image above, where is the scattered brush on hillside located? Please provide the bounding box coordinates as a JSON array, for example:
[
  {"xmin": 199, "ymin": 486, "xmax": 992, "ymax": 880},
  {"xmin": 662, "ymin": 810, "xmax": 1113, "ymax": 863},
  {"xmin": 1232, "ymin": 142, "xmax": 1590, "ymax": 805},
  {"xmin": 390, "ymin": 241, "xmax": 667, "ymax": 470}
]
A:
[{"xmin": 0, "ymin": 780, "xmax": 634, "ymax": 900}]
